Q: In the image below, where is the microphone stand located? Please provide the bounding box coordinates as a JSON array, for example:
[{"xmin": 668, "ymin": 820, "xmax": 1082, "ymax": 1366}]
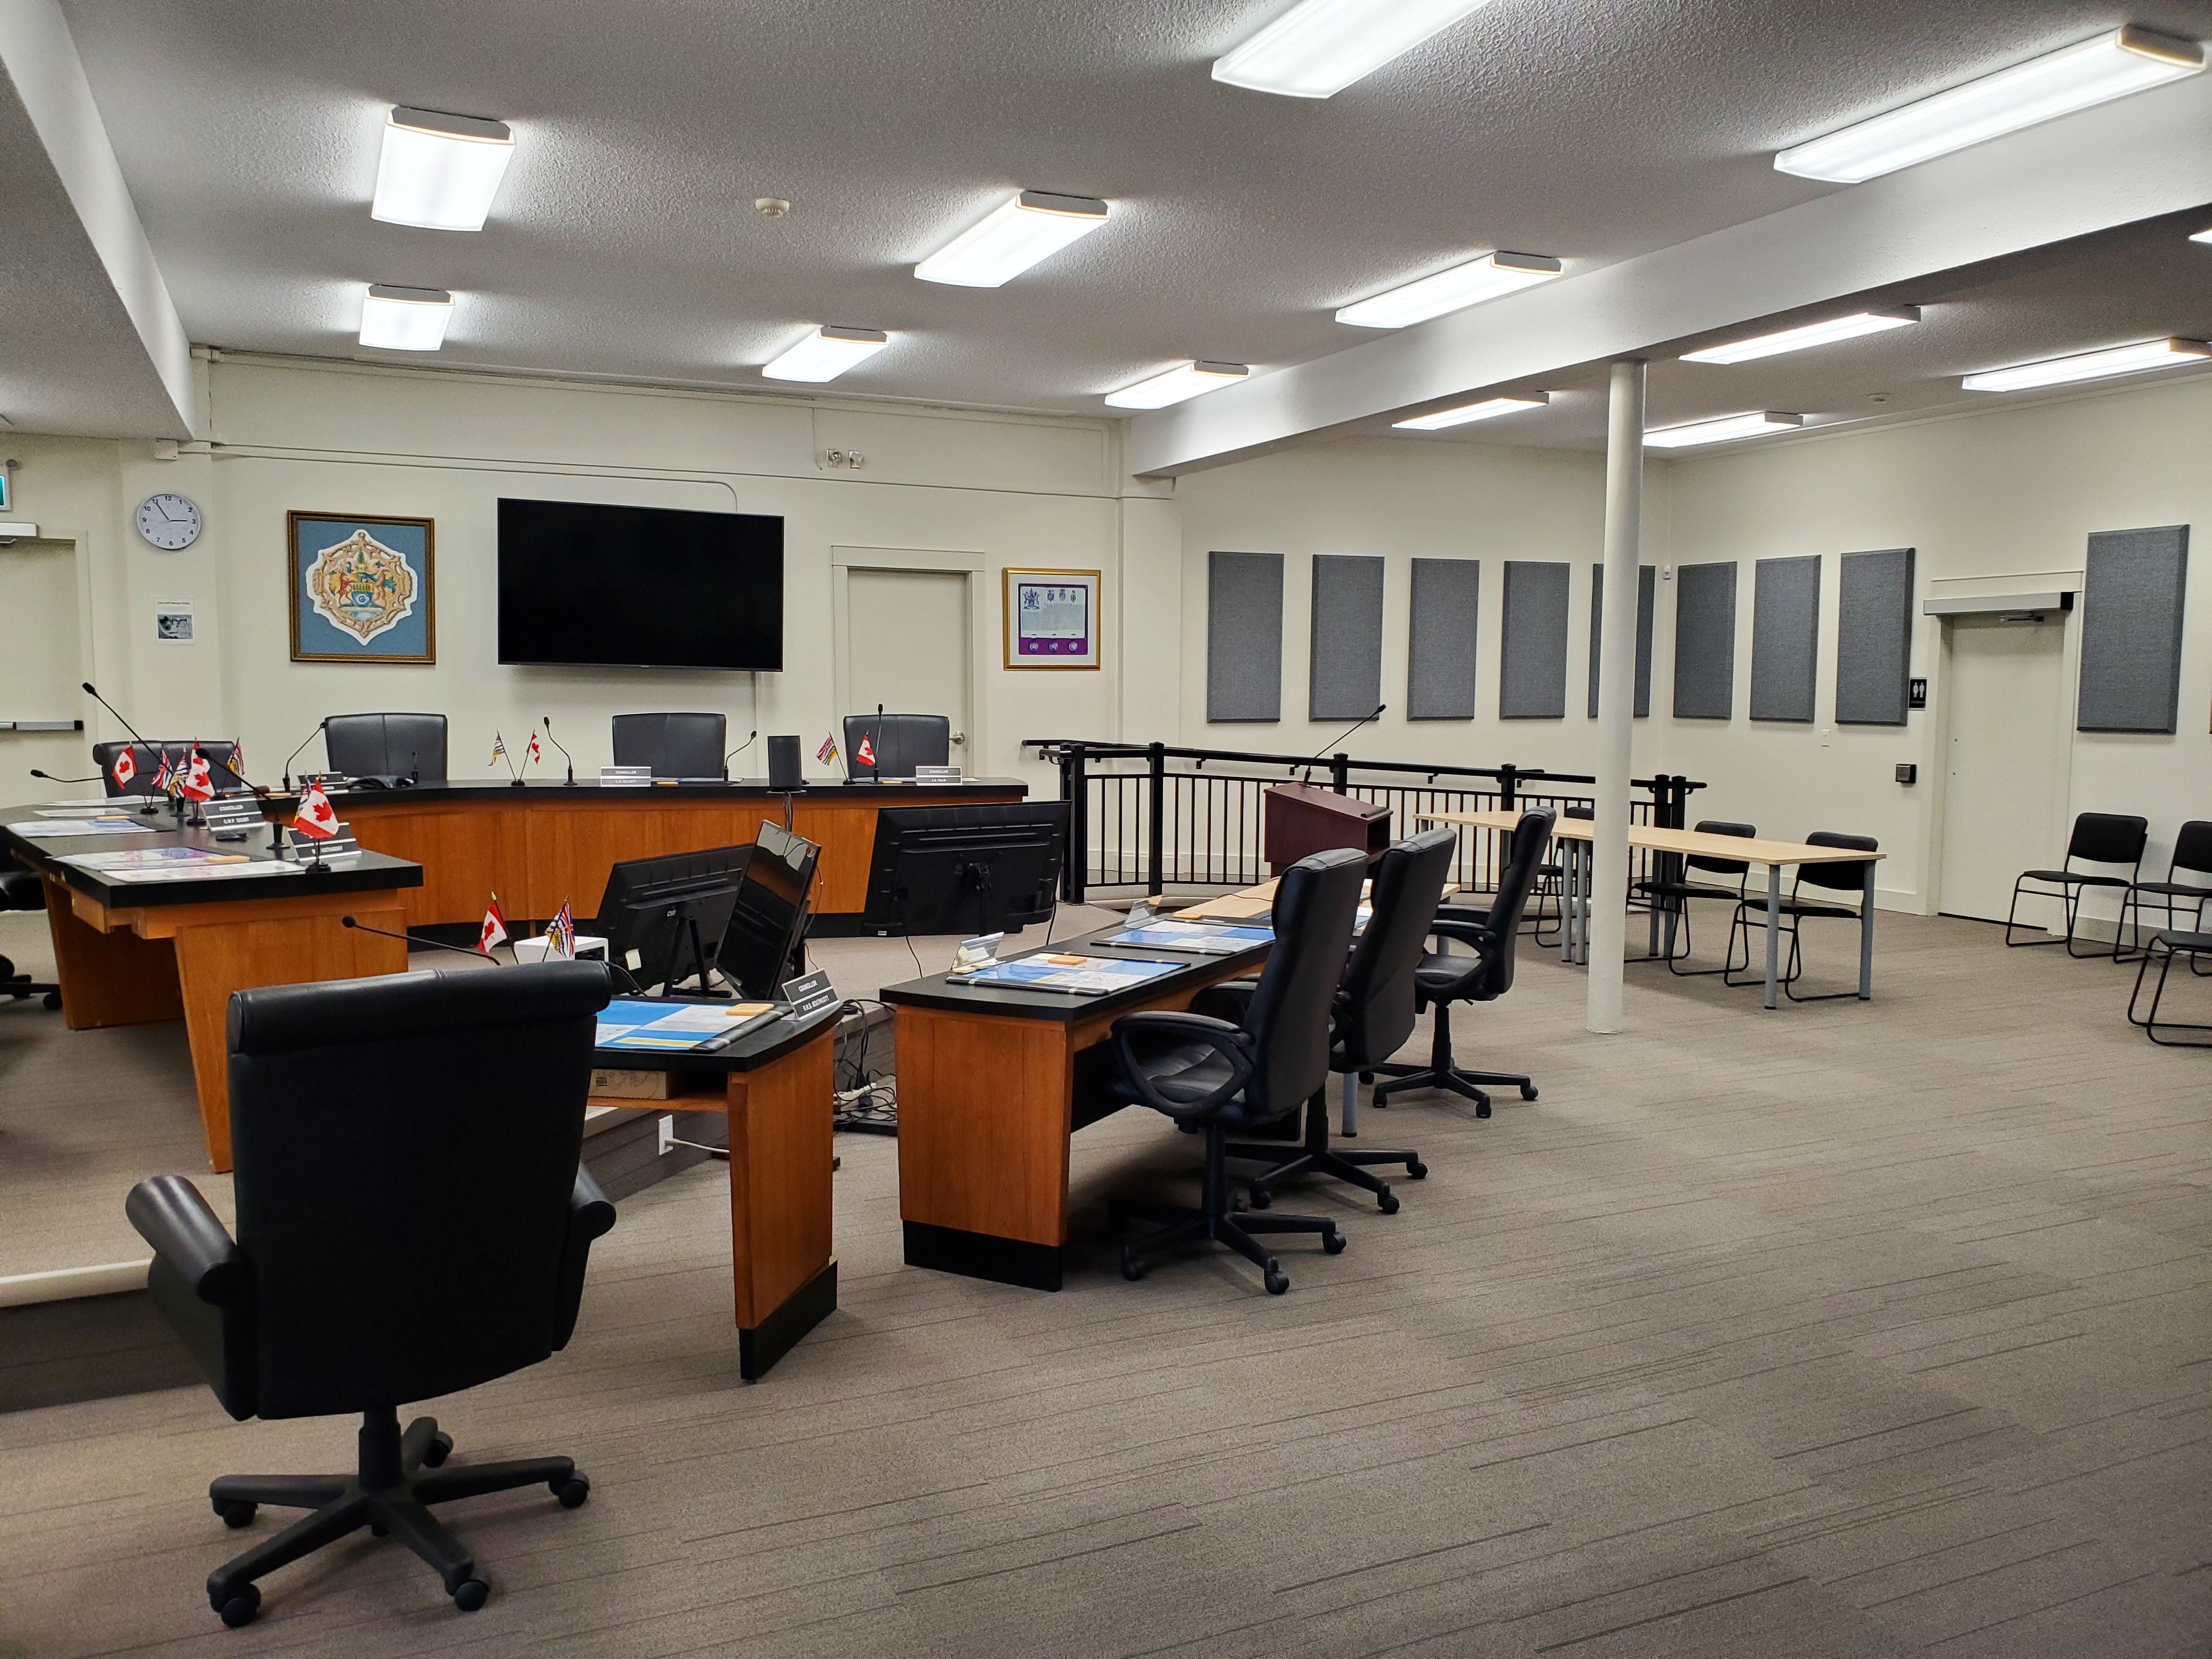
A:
[
  {"xmin": 340, "ymin": 915, "xmax": 648, "ymax": 995},
  {"xmin": 80, "ymin": 681, "xmax": 167, "ymax": 815},
  {"xmin": 723, "ymin": 730, "xmax": 757, "ymax": 783},
  {"xmin": 280, "ymin": 720, "xmax": 325, "ymax": 793},
  {"xmin": 541, "ymin": 716, "xmax": 575, "ymax": 785},
  {"xmin": 1300, "ymin": 703, "xmax": 1386, "ymax": 784}
]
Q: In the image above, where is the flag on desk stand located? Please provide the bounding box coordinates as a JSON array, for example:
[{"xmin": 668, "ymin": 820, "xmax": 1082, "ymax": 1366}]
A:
[
  {"xmin": 815, "ymin": 733, "xmax": 838, "ymax": 768},
  {"xmin": 109, "ymin": 746, "xmax": 137, "ymax": 789},
  {"xmin": 478, "ymin": 894, "xmax": 509, "ymax": 955},
  {"xmin": 526, "ymin": 731, "xmax": 541, "ymax": 766},
  {"xmin": 490, "ymin": 732, "xmax": 507, "ymax": 765},
  {"xmin": 151, "ymin": 749, "xmax": 174, "ymax": 793},
  {"xmin": 178, "ymin": 746, "xmax": 217, "ymax": 803},
  {"xmin": 546, "ymin": 901, "xmax": 575, "ymax": 960},
  {"xmin": 293, "ymin": 781, "xmax": 339, "ymax": 840},
  {"xmin": 855, "ymin": 733, "xmax": 876, "ymax": 770}
]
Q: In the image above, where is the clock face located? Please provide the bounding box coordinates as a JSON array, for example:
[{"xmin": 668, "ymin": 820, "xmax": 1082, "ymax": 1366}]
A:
[{"xmin": 136, "ymin": 492, "xmax": 201, "ymax": 550}]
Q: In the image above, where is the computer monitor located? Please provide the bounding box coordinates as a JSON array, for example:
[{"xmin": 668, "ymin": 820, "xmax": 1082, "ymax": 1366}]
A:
[
  {"xmin": 860, "ymin": 803, "xmax": 1069, "ymax": 937},
  {"xmin": 718, "ymin": 821, "xmax": 820, "ymax": 998},
  {"xmin": 595, "ymin": 846, "xmax": 747, "ymax": 994}
]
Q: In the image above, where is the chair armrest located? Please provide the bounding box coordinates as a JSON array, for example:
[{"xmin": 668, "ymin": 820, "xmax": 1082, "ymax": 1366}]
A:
[
  {"xmin": 552, "ymin": 1166, "xmax": 617, "ymax": 1350},
  {"xmin": 1189, "ymin": 976, "xmax": 1258, "ymax": 1022},
  {"xmin": 1110, "ymin": 1011, "xmax": 1255, "ymax": 1116},
  {"xmin": 1429, "ymin": 917, "xmax": 1500, "ymax": 953},
  {"xmin": 125, "ymin": 1175, "xmax": 244, "ymax": 1306}
]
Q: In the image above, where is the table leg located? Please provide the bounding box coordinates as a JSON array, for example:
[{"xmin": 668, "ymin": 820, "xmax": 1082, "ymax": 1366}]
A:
[
  {"xmin": 1858, "ymin": 864, "xmax": 1876, "ymax": 1001},
  {"xmin": 1578, "ymin": 842, "xmax": 1592, "ymax": 967},
  {"xmin": 1339, "ymin": 1069, "xmax": 1358, "ymax": 1136},
  {"xmin": 1560, "ymin": 842, "xmax": 1577, "ymax": 964},
  {"xmin": 1763, "ymin": 866, "xmax": 1782, "ymax": 1011}
]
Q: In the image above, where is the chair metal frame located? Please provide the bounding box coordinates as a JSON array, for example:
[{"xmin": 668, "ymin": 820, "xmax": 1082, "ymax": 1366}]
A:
[
  {"xmin": 1722, "ymin": 831, "xmax": 1877, "ymax": 1003},
  {"xmin": 2004, "ymin": 812, "xmax": 2147, "ymax": 960},
  {"xmin": 2126, "ymin": 931, "xmax": 2212, "ymax": 1047},
  {"xmin": 1634, "ymin": 819, "xmax": 1754, "ymax": 978},
  {"xmin": 2117, "ymin": 821, "xmax": 2212, "ymax": 967}
]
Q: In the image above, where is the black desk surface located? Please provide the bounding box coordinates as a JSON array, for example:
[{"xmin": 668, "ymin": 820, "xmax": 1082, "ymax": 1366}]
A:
[
  {"xmin": 0, "ymin": 801, "xmax": 421, "ymax": 910},
  {"xmin": 590, "ymin": 997, "xmax": 844, "ymax": 1075},
  {"xmin": 877, "ymin": 925, "xmax": 1272, "ymax": 1023},
  {"xmin": 325, "ymin": 777, "xmax": 1030, "ymax": 804}
]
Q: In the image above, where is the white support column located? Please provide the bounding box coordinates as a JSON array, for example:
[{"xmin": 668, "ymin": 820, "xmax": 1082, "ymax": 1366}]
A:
[{"xmin": 1587, "ymin": 359, "xmax": 1644, "ymax": 1035}]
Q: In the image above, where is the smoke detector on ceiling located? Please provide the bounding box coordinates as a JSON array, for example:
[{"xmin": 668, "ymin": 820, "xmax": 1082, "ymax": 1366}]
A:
[{"xmin": 755, "ymin": 198, "xmax": 791, "ymax": 216}]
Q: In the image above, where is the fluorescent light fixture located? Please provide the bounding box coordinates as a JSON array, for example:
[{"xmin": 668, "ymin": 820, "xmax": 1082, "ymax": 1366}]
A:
[
  {"xmin": 1214, "ymin": 0, "xmax": 1499, "ymax": 98},
  {"xmin": 1775, "ymin": 27, "xmax": 2204, "ymax": 183},
  {"xmin": 1336, "ymin": 251, "xmax": 1561, "ymax": 329},
  {"xmin": 1393, "ymin": 392, "xmax": 1549, "ymax": 431},
  {"xmin": 2192, "ymin": 225, "xmax": 2212, "ymax": 244},
  {"xmin": 761, "ymin": 325, "xmax": 891, "ymax": 383},
  {"xmin": 915, "ymin": 191, "xmax": 1110, "ymax": 287},
  {"xmin": 371, "ymin": 107, "xmax": 515, "ymax": 231},
  {"xmin": 1682, "ymin": 308, "xmax": 1921, "ymax": 364},
  {"xmin": 1961, "ymin": 337, "xmax": 2211, "ymax": 392},
  {"xmin": 358, "ymin": 284, "xmax": 453, "ymax": 351},
  {"xmin": 1104, "ymin": 361, "xmax": 1250, "ymax": 410},
  {"xmin": 1644, "ymin": 411, "xmax": 1804, "ymax": 449}
]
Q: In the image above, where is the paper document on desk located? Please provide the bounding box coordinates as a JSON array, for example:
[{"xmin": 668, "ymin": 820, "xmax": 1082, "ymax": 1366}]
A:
[
  {"xmin": 949, "ymin": 953, "xmax": 1184, "ymax": 994},
  {"xmin": 1107, "ymin": 921, "xmax": 1273, "ymax": 954},
  {"xmin": 595, "ymin": 998, "xmax": 780, "ymax": 1051},
  {"xmin": 8, "ymin": 819, "xmax": 158, "ymax": 837}
]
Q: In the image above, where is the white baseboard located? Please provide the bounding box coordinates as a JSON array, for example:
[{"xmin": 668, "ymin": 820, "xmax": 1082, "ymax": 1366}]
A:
[{"xmin": 0, "ymin": 1259, "xmax": 151, "ymax": 1309}]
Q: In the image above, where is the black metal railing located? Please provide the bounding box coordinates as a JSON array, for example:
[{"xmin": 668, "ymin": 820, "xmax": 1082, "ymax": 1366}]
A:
[{"xmin": 1024, "ymin": 739, "xmax": 1704, "ymax": 904}]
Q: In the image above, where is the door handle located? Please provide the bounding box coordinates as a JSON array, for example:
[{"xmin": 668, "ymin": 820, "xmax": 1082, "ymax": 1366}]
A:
[{"xmin": 951, "ymin": 732, "xmax": 967, "ymax": 744}]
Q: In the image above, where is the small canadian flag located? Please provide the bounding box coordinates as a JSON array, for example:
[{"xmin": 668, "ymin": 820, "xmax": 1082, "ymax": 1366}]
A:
[
  {"xmin": 294, "ymin": 781, "xmax": 339, "ymax": 840},
  {"xmin": 178, "ymin": 747, "xmax": 217, "ymax": 803},
  {"xmin": 110, "ymin": 747, "xmax": 137, "ymax": 788},
  {"xmin": 526, "ymin": 731, "xmax": 541, "ymax": 764},
  {"xmin": 478, "ymin": 893, "xmax": 509, "ymax": 954},
  {"xmin": 856, "ymin": 733, "xmax": 877, "ymax": 769}
]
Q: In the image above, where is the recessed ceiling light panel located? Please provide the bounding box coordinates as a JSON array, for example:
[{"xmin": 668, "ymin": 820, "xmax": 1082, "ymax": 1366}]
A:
[
  {"xmin": 1681, "ymin": 308, "xmax": 1921, "ymax": 364},
  {"xmin": 1961, "ymin": 337, "xmax": 2210, "ymax": 392},
  {"xmin": 2192, "ymin": 226, "xmax": 2212, "ymax": 245},
  {"xmin": 1104, "ymin": 361, "xmax": 1250, "ymax": 410},
  {"xmin": 1392, "ymin": 392, "xmax": 1550, "ymax": 431},
  {"xmin": 1214, "ymin": 0, "xmax": 1500, "ymax": 98},
  {"xmin": 915, "ymin": 191, "xmax": 1110, "ymax": 287},
  {"xmin": 1336, "ymin": 251, "xmax": 1562, "ymax": 329},
  {"xmin": 1644, "ymin": 411, "xmax": 1804, "ymax": 449},
  {"xmin": 761, "ymin": 325, "xmax": 891, "ymax": 382},
  {"xmin": 1775, "ymin": 27, "xmax": 2204, "ymax": 184},
  {"xmin": 371, "ymin": 107, "xmax": 515, "ymax": 231},
  {"xmin": 358, "ymin": 284, "xmax": 454, "ymax": 351}
]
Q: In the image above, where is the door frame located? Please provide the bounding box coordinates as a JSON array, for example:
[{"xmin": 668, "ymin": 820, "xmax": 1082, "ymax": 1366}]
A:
[
  {"xmin": 0, "ymin": 529, "xmax": 95, "ymax": 780},
  {"xmin": 829, "ymin": 545, "xmax": 988, "ymax": 768}
]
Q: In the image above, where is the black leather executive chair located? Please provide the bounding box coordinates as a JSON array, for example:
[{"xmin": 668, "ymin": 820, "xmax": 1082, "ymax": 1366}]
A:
[
  {"xmin": 843, "ymin": 712, "xmax": 951, "ymax": 779},
  {"xmin": 612, "ymin": 711, "xmax": 727, "ymax": 779},
  {"xmin": 1372, "ymin": 808, "xmax": 1555, "ymax": 1116},
  {"xmin": 1104, "ymin": 847, "xmax": 1367, "ymax": 1295},
  {"xmin": 1633, "ymin": 819, "xmax": 1755, "ymax": 975},
  {"xmin": 322, "ymin": 712, "xmax": 449, "ymax": 783},
  {"xmin": 1725, "ymin": 830, "xmax": 1879, "ymax": 1001},
  {"xmin": 93, "ymin": 739, "xmax": 244, "ymax": 796},
  {"xmin": 1228, "ymin": 827, "xmax": 1458, "ymax": 1214},
  {"xmin": 126, "ymin": 962, "xmax": 617, "ymax": 1628},
  {"xmin": 1, "ymin": 851, "xmax": 61, "ymax": 1009}
]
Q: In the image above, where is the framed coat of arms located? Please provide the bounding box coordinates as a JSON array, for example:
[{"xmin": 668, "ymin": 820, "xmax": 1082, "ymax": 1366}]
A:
[{"xmin": 287, "ymin": 511, "xmax": 436, "ymax": 664}]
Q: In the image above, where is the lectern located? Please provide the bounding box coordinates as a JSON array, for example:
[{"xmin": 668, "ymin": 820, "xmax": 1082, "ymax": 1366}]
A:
[{"xmin": 1263, "ymin": 783, "xmax": 1390, "ymax": 875}]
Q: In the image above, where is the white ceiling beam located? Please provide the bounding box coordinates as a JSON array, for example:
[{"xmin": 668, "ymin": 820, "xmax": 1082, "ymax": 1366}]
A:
[{"xmin": 1127, "ymin": 72, "xmax": 2212, "ymax": 477}]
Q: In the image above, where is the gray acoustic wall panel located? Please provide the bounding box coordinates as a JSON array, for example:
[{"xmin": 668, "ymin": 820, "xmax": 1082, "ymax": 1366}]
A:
[
  {"xmin": 1407, "ymin": 557, "xmax": 1479, "ymax": 720},
  {"xmin": 1206, "ymin": 550, "xmax": 1284, "ymax": 723},
  {"xmin": 1308, "ymin": 555, "xmax": 1386, "ymax": 720},
  {"xmin": 1586, "ymin": 564, "xmax": 1656, "ymax": 719},
  {"xmin": 1499, "ymin": 561, "xmax": 1571, "ymax": 719},
  {"xmin": 1750, "ymin": 555, "xmax": 1821, "ymax": 723},
  {"xmin": 1835, "ymin": 547, "xmax": 1915, "ymax": 725},
  {"xmin": 2078, "ymin": 524, "xmax": 2189, "ymax": 733},
  {"xmin": 1672, "ymin": 561, "xmax": 1737, "ymax": 720}
]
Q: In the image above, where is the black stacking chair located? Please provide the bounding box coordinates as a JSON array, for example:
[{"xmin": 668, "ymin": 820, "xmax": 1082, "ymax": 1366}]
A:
[
  {"xmin": 2126, "ymin": 930, "xmax": 2212, "ymax": 1046},
  {"xmin": 92, "ymin": 740, "xmax": 245, "ymax": 795},
  {"xmin": 611, "ymin": 712, "xmax": 727, "ymax": 779},
  {"xmin": 2006, "ymin": 812, "xmax": 2148, "ymax": 958},
  {"xmin": 126, "ymin": 963, "xmax": 617, "ymax": 1628},
  {"xmin": 1724, "ymin": 831, "xmax": 1877, "ymax": 1001},
  {"xmin": 1227, "ymin": 827, "xmax": 1458, "ymax": 1215},
  {"xmin": 323, "ymin": 713, "xmax": 449, "ymax": 783},
  {"xmin": 1371, "ymin": 808, "xmax": 1555, "ymax": 1116},
  {"xmin": 1633, "ymin": 820, "xmax": 1755, "ymax": 976},
  {"xmin": 2119, "ymin": 821, "xmax": 2212, "ymax": 964},
  {"xmin": 1, "ymin": 851, "xmax": 61, "ymax": 1009},
  {"xmin": 1528, "ymin": 801, "xmax": 1589, "ymax": 945},
  {"xmin": 1104, "ymin": 847, "xmax": 1367, "ymax": 1295}
]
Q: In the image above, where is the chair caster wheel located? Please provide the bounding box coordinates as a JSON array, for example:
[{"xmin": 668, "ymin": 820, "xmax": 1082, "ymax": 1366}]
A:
[
  {"xmin": 214, "ymin": 1585, "xmax": 261, "ymax": 1628},
  {"xmin": 552, "ymin": 1474, "xmax": 590, "ymax": 1509},
  {"xmin": 213, "ymin": 1498, "xmax": 256, "ymax": 1529},
  {"xmin": 1521, "ymin": 1084, "xmax": 1538, "ymax": 1101},
  {"xmin": 1263, "ymin": 1264, "xmax": 1289, "ymax": 1295},
  {"xmin": 1475, "ymin": 1099, "xmax": 1492, "ymax": 1120},
  {"xmin": 1322, "ymin": 1229, "xmax": 1346, "ymax": 1255},
  {"xmin": 1248, "ymin": 1186, "xmax": 1272, "ymax": 1210},
  {"xmin": 1378, "ymin": 1189, "xmax": 1401, "ymax": 1215},
  {"xmin": 43, "ymin": 992, "xmax": 61, "ymax": 1012},
  {"xmin": 1121, "ymin": 1256, "xmax": 1144, "ymax": 1282},
  {"xmin": 422, "ymin": 1430, "xmax": 454, "ymax": 1468},
  {"xmin": 1358, "ymin": 1071, "xmax": 1374, "ymax": 1084},
  {"xmin": 1406, "ymin": 1159, "xmax": 1428, "ymax": 1180},
  {"xmin": 452, "ymin": 1577, "xmax": 490, "ymax": 1613}
]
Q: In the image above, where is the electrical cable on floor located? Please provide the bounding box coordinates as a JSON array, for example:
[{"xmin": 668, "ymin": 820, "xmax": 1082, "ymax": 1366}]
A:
[{"xmin": 831, "ymin": 996, "xmax": 898, "ymax": 1135}]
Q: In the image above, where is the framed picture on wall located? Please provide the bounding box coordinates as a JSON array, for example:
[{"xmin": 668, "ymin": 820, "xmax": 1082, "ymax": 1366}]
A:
[
  {"xmin": 287, "ymin": 511, "xmax": 436, "ymax": 664},
  {"xmin": 1002, "ymin": 567, "xmax": 1101, "ymax": 670}
]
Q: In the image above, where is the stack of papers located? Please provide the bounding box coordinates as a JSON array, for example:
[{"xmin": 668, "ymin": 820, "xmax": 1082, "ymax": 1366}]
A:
[
  {"xmin": 949, "ymin": 953, "xmax": 1184, "ymax": 995},
  {"xmin": 595, "ymin": 998, "xmax": 782, "ymax": 1052},
  {"xmin": 59, "ymin": 846, "xmax": 297, "ymax": 882},
  {"xmin": 1107, "ymin": 921, "xmax": 1273, "ymax": 955},
  {"xmin": 8, "ymin": 817, "xmax": 157, "ymax": 838}
]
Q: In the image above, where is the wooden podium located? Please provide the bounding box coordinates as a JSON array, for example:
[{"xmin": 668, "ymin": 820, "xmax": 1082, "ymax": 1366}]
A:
[{"xmin": 1263, "ymin": 783, "xmax": 1391, "ymax": 874}]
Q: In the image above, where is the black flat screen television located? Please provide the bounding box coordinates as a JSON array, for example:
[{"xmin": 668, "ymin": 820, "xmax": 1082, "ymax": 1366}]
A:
[{"xmin": 497, "ymin": 498, "xmax": 783, "ymax": 670}]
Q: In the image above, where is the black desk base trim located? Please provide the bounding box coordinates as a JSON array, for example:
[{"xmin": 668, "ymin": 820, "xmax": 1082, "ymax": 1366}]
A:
[
  {"xmin": 738, "ymin": 1259, "xmax": 836, "ymax": 1381},
  {"xmin": 904, "ymin": 1222, "xmax": 1062, "ymax": 1291}
]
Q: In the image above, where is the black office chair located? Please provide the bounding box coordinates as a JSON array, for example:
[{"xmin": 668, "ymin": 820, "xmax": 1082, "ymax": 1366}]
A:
[
  {"xmin": 612, "ymin": 712, "xmax": 727, "ymax": 779},
  {"xmin": 843, "ymin": 713, "xmax": 951, "ymax": 780},
  {"xmin": 2006, "ymin": 812, "xmax": 2148, "ymax": 958},
  {"xmin": 1, "ymin": 851, "xmax": 61, "ymax": 1010},
  {"xmin": 1723, "ymin": 831, "xmax": 1877, "ymax": 1001},
  {"xmin": 323, "ymin": 713, "xmax": 449, "ymax": 783},
  {"xmin": 2119, "ymin": 821, "xmax": 2212, "ymax": 964},
  {"xmin": 125, "ymin": 962, "xmax": 617, "ymax": 1628},
  {"xmin": 1103, "ymin": 847, "xmax": 1367, "ymax": 1295},
  {"xmin": 1633, "ymin": 820, "xmax": 1755, "ymax": 975},
  {"xmin": 1228, "ymin": 828, "xmax": 1458, "ymax": 1214},
  {"xmin": 92, "ymin": 740, "xmax": 244, "ymax": 796},
  {"xmin": 1372, "ymin": 808, "xmax": 1555, "ymax": 1116}
]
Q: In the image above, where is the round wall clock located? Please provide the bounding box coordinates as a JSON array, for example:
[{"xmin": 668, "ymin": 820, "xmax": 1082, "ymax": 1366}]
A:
[{"xmin": 136, "ymin": 492, "xmax": 202, "ymax": 550}]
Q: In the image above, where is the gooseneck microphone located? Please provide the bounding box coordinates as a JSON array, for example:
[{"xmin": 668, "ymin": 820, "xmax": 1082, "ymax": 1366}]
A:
[
  {"xmin": 723, "ymin": 729, "xmax": 758, "ymax": 782},
  {"xmin": 81, "ymin": 681, "xmax": 156, "ymax": 752},
  {"xmin": 281, "ymin": 720, "xmax": 327, "ymax": 792},
  {"xmin": 30, "ymin": 768, "xmax": 104, "ymax": 785},
  {"xmin": 540, "ymin": 716, "xmax": 575, "ymax": 785},
  {"xmin": 341, "ymin": 915, "xmax": 493, "ymax": 962},
  {"xmin": 1306, "ymin": 702, "xmax": 1387, "ymax": 761}
]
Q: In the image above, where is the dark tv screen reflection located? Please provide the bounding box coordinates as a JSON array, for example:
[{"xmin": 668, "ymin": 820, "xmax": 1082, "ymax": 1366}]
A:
[{"xmin": 496, "ymin": 498, "xmax": 785, "ymax": 671}]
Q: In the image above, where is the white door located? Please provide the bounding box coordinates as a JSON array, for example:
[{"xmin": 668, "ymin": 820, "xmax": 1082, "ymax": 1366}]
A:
[
  {"xmin": 0, "ymin": 540, "xmax": 84, "ymax": 797},
  {"xmin": 843, "ymin": 568, "xmax": 970, "ymax": 752},
  {"xmin": 1939, "ymin": 613, "xmax": 2068, "ymax": 924}
]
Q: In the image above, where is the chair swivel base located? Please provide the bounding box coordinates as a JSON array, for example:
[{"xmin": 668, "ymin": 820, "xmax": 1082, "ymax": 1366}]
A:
[
  {"xmin": 202, "ymin": 1404, "xmax": 589, "ymax": 1627},
  {"xmin": 1227, "ymin": 1093, "xmax": 1421, "ymax": 1215},
  {"xmin": 1113, "ymin": 1197, "xmax": 1344, "ymax": 1295},
  {"xmin": 1369, "ymin": 1063, "xmax": 1535, "ymax": 1116}
]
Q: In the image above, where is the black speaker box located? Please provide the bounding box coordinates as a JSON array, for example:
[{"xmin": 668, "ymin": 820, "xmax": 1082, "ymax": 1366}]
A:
[{"xmin": 767, "ymin": 734, "xmax": 803, "ymax": 791}]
